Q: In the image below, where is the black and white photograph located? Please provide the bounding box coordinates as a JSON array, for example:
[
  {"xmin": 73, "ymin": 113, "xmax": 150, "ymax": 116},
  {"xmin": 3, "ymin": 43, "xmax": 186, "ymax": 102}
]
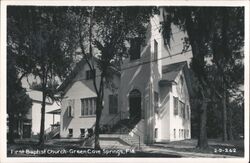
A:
[{"xmin": 0, "ymin": 0, "xmax": 249, "ymax": 162}]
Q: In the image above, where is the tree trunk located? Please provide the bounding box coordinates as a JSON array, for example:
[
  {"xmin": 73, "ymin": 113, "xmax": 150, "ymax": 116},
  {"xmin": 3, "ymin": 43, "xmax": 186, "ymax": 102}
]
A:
[
  {"xmin": 8, "ymin": 113, "xmax": 15, "ymax": 144},
  {"xmin": 197, "ymin": 98, "xmax": 208, "ymax": 149},
  {"xmin": 227, "ymin": 106, "xmax": 234, "ymax": 140},
  {"xmin": 94, "ymin": 97, "xmax": 103, "ymax": 149},
  {"xmin": 222, "ymin": 83, "xmax": 228, "ymax": 141},
  {"xmin": 38, "ymin": 90, "xmax": 46, "ymax": 146}
]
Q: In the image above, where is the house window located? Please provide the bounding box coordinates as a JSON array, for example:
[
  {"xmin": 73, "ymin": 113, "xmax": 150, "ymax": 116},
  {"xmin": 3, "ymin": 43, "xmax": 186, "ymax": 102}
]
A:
[
  {"xmin": 174, "ymin": 129, "xmax": 176, "ymax": 139},
  {"xmin": 80, "ymin": 129, "xmax": 85, "ymax": 138},
  {"xmin": 129, "ymin": 38, "xmax": 141, "ymax": 60},
  {"xmin": 109, "ymin": 94, "xmax": 118, "ymax": 114},
  {"xmin": 87, "ymin": 128, "xmax": 94, "ymax": 137},
  {"xmin": 183, "ymin": 104, "xmax": 186, "ymax": 119},
  {"xmin": 174, "ymin": 97, "xmax": 178, "ymax": 115},
  {"xmin": 179, "ymin": 129, "xmax": 181, "ymax": 138},
  {"xmin": 182, "ymin": 129, "xmax": 184, "ymax": 138},
  {"xmin": 179, "ymin": 100, "xmax": 185, "ymax": 118},
  {"xmin": 68, "ymin": 128, "xmax": 73, "ymax": 137},
  {"xmin": 86, "ymin": 69, "xmax": 96, "ymax": 80},
  {"xmin": 81, "ymin": 98, "xmax": 96, "ymax": 116},
  {"xmin": 187, "ymin": 105, "xmax": 190, "ymax": 120},
  {"xmin": 154, "ymin": 39, "xmax": 158, "ymax": 61},
  {"xmin": 187, "ymin": 129, "xmax": 189, "ymax": 138},
  {"xmin": 67, "ymin": 106, "xmax": 73, "ymax": 117},
  {"xmin": 154, "ymin": 128, "xmax": 158, "ymax": 139}
]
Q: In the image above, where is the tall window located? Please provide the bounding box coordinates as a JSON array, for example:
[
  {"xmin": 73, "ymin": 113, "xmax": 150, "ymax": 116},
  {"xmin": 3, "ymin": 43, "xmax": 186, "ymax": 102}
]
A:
[
  {"xmin": 174, "ymin": 129, "xmax": 176, "ymax": 139},
  {"xmin": 179, "ymin": 100, "xmax": 185, "ymax": 118},
  {"xmin": 109, "ymin": 94, "xmax": 118, "ymax": 114},
  {"xmin": 154, "ymin": 91, "xmax": 159, "ymax": 109},
  {"xmin": 129, "ymin": 38, "xmax": 141, "ymax": 60},
  {"xmin": 80, "ymin": 129, "xmax": 85, "ymax": 138},
  {"xmin": 68, "ymin": 128, "xmax": 73, "ymax": 137},
  {"xmin": 154, "ymin": 39, "xmax": 158, "ymax": 61},
  {"xmin": 174, "ymin": 97, "xmax": 178, "ymax": 115},
  {"xmin": 187, "ymin": 105, "xmax": 190, "ymax": 120},
  {"xmin": 154, "ymin": 128, "xmax": 158, "ymax": 139},
  {"xmin": 67, "ymin": 106, "xmax": 73, "ymax": 117},
  {"xmin": 81, "ymin": 98, "xmax": 96, "ymax": 116},
  {"xmin": 67, "ymin": 100, "xmax": 74, "ymax": 117},
  {"xmin": 86, "ymin": 69, "xmax": 96, "ymax": 80}
]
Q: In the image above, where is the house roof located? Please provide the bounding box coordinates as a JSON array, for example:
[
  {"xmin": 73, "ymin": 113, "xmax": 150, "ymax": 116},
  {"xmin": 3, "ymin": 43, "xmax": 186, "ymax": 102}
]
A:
[
  {"xmin": 161, "ymin": 61, "xmax": 187, "ymax": 82},
  {"xmin": 46, "ymin": 108, "xmax": 61, "ymax": 115},
  {"xmin": 26, "ymin": 89, "xmax": 53, "ymax": 105},
  {"xmin": 57, "ymin": 57, "xmax": 121, "ymax": 94},
  {"xmin": 57, "ymin": 58, "xmax": 86, "ymax": 92},
  {"xmin": 160, "ymin": 61, "xmax": 194, "ymax": 96}
]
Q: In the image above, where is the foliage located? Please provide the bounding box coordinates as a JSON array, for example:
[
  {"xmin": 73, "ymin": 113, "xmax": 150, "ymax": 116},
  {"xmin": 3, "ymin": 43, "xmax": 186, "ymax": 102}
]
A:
[
  {"xmin": 162, "ymin": 7, "xmax": 244, "ymax": 147},
  {"xmin": 7, "ymin": 6, "xmax": 77, "ymax": 145},
  {"xmin": 65, "ymin": 6, "xmax": 156, "ymax": 149},
  {"xmin": 7, "ymin": 52, "xmax": 32, "ymax": 143}
]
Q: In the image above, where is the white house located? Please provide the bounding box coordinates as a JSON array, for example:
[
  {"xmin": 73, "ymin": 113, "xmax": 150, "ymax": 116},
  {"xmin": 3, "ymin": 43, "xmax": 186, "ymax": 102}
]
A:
[
  {"xmin": 26, "ymin": 89, "xmax": 60, "ymax": 138},
  {"xmin": 58, "ymin": 8, "xmax": 192, "ymax": 145}
]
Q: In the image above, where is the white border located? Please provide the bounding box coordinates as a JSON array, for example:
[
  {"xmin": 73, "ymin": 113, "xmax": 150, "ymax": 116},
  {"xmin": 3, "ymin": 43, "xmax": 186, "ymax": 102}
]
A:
[{"xmin": 0, "ymin": 1, "xmax": 249, "ymax": 163}]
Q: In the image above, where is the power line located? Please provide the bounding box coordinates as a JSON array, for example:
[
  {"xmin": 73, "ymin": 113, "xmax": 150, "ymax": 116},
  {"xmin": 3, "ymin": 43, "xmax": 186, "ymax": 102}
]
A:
[
  {"xmin": 73, "ymin": 49, "xmax": 192, "ymax": 82},
  {"xmin": 120, "ymin": 49, "xmax": 192, "ymax": 71}
]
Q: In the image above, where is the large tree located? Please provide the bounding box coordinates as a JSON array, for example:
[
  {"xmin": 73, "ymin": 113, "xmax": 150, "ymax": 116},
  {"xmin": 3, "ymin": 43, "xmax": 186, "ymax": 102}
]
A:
[
  {"xmin": 7, "ymin": 52, "xmax": 32, "ymax": 143},
  {"xmin": 65, "ymin": 6, "xmax": 155, "ymax": 149},
  {"xmin": 7, "ymin": 6, "xmax": 76, "ymax": 145},
  {"xmin": 161, "ymin": 7, "xmax": 244, "ymax": 148}
]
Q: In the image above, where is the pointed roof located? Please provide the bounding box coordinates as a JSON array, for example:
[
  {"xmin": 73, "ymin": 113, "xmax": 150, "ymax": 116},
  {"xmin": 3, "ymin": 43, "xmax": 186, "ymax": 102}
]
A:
[
  {"xmin": 46, "ymin": 108, "xmax": 61, "ymax": 115},
  {"xmin": 160, "ymin": 61, "xmax": 193, "ymax": 96},
  {"xmin": 57, "ymin": 57, "xmax": 121, "ymax": 94},
  {"xmin": 26, "ymin": 89, "xmax": 53, "ymax": 105},
  {"xmin": 161, "ymin": 61, "xmax": 187, "ymax": 82}
]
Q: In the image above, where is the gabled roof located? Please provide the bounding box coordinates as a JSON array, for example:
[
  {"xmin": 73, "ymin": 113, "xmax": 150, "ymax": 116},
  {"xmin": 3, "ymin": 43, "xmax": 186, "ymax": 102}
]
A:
[
  {"xmin": 46, "ymin": 108, "xmax": 61, "ymax": 115},
  {"xmin": 57, "ymin": 58, "xmax": 86, "ymax": 93},
  {"xmin": 26, "ymin": 89, "xmax": 53, "ymax": 105},
  {"xmin": 57, "ymin": 57, "xmax": 121, "ymax": 94},
  {"xmin": 161, "ymin": 61, "xmax": 187, "ymax": 82},
  {"xmin": 160, "ymin": 61, "xmax": 194, "ymax": 96}
]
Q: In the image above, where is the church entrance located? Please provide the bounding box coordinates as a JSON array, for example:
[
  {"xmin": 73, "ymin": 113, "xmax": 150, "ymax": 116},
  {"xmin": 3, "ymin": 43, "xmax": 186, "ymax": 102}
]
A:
[{"xmin": 129, "ymin": 89, "xmax": 141, "ymax": 121}]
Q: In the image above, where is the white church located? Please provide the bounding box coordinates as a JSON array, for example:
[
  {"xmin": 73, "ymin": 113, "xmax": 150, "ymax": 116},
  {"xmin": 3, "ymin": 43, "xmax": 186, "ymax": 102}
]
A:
[{"xmin": 58, "ymin": 8, "xmax": 192, "ymax": 146}]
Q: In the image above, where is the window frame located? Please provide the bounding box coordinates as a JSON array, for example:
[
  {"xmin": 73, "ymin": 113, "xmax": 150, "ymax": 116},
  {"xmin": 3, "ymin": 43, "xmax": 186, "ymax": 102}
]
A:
[
  {"xmin": 67, "ymin": 106, "xmax": 73, "ymax": 117},
  {"xmin": 154, "ymin": 39, "xmax": 158, "ymax": 61},
  {"xmin": 174, "ymin": 97, "xmax": 179, "ymax": 115},
  {"xmin": 86, "ymin": 69, "xmax": 96, "ymax": 80},
  {"xmin": 109, "ymin": 94, "xmax": 118, "ymax": 114},
  {"xmin": 129, "ymin": 37, "xmax": 141, "ymax": 61},
  {"xmin": 68, "ymin": 128, "xmax": 73, "ymax": 137},
  {"xmin": 81, "ymin": 97, "xmax": 97, "ymax": 117}
]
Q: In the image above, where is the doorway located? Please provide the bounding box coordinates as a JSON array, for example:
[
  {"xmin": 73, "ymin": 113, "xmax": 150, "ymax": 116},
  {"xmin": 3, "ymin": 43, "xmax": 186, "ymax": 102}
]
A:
[{"xmin": 129, "ymin": 89, "xmax": 141, "ymax": 121}]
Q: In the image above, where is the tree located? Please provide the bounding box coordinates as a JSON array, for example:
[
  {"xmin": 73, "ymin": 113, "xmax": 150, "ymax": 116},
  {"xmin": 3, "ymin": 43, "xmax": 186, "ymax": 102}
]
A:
[
  {"xmin": 67, "ymin": 7, "xmax": 155, "ymax": 149},
  {"xmin": 7, "ymin": 6, "xmax": 76, "ymax": 145},
  {"xmin": 7, "ymin": 52, "xmax": 32, "ymax": 143},
  {"xmin": 210, "ymin": 7, "xmax": 244, "ymax": 141},
  {"xmin": 161, "ymin": 7, "xmax": 244, "ymax": 148}
]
